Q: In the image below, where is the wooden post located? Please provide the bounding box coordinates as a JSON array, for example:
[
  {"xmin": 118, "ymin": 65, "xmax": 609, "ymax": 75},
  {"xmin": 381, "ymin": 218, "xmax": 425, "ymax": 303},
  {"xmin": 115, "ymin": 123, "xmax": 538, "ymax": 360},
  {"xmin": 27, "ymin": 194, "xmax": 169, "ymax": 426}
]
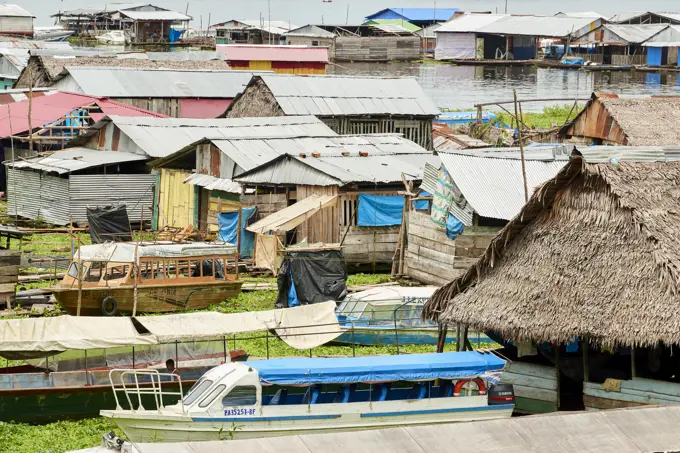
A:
[
  {"xmin": 27, "ymin": 66, "xmax": 34, "ymax": 156},
  {"xmin": 455, "ymin": 323, "xmax": 461, "ymax": 352},
  {"xmin": 132, "ymin": 209, "xmax": 143, "ymax": 317},
  {"xmin": 398, "ymin": 193, "xmax": 410, "ymax": 276},
  {"xmin": 513, "ymin": 89, "xmax": 529, "ymax": 203},
  {"xmin": 76, "ymin": 232, "xmax": 83, "ymax": 317},
  {"xmin": 631, "ymin": 346, "xmax": 637, "ymax": 378},
  {"xmin": 476, "ymin": 105, "xmax": 483, "ymax": 125},
  {"xmin": 436, "ymin": 323, "xmax": 448, "ymax": 353},
  {"xmin": 555, "ymin": 346, "xmax": 561, "ymax": 410},
  {"xmin": 462, "ymin": 325, "xmax": 470, "ymax": 351},
  {"xmin": 582, "ymin": 337, "xmax": 589, "ymax": 382},
  {"xmin": 235, "ymin": 187, "xmax": 245, "ymax": 279}
]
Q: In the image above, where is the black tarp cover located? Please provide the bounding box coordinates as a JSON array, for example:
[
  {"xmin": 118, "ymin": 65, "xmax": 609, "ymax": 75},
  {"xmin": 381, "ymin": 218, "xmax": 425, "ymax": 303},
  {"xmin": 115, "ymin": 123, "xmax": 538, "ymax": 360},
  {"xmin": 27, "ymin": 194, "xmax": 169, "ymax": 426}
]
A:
[
  {"xmin": 276, "ymin": 250, "xmax": 348, "ymax": 308},
  {"xmin": 86, "ymin": 205, "xmax": 132, "ymax": 244}
]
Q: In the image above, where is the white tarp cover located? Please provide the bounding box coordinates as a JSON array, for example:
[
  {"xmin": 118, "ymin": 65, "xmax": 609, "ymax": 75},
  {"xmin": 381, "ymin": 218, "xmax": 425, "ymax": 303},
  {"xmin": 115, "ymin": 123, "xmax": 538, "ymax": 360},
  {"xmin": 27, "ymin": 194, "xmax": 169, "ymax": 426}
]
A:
[
  {"xmin": 0, "ymin": 317, "xmax": 155, "ymax": 355},
  {"xmin": 246, "ymin": 194, "xmax": 338, "ymax": 234},
  {"xmin": 435, "ymin": 32, "xmax": 476, "ymax": 60},
  {"xmin": 0, "ymin": 303, "xmax": 341, "ymax": 357},
  {"xmin": 134, "ymin": 301, "xmax": 342, "ymax": 349},
  {"xmin": 77, "ymin": 241, "xmax": 237, "ymax": 263}
]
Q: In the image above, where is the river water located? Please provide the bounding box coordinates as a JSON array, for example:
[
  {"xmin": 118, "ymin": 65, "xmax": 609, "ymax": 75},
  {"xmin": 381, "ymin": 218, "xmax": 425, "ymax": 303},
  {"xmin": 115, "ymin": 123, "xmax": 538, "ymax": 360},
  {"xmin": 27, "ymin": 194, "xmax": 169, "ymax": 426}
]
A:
[{"xmin": 328, "ymin": 62, "xmax": 680, "ymax": 111}]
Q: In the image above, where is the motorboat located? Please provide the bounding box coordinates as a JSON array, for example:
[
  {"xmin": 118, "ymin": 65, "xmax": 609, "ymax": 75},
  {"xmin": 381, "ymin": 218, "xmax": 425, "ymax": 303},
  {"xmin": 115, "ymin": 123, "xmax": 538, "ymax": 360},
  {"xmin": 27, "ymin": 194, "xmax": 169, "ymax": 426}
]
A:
[
  {"xmin": 335, "ymin": 286, "xmax": 492, "ymax": 346},
  {"xmin": 33, "ymin": 26, "xmax": 75, "ymax": 42},
  {"xmin": 95, "ymin": 31, "xmax": 128, "ymax": 45},
  {"xmin": 52, "ymin": 242, "xmax": 243, "ymax": 316},
  {"xmin": 101, "ymin": 350, "xmax": 514, "ymax": 442}
]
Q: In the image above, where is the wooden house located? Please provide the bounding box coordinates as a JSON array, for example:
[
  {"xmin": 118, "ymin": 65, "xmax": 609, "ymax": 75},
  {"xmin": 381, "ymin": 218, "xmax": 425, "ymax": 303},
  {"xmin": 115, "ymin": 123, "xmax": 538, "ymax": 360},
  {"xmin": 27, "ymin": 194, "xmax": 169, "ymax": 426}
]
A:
[
  {"xmin": 47, "ymin": 67, "xmax": 257, "ymax": 118},
  {"xmin": 560, "ymin": 92, "xmax": 680, "ymax": 146},
  {"xmin": 212, "ymin": 19, "xmax": 296, "ymax": 45},
  {"xmin": 423, "ymin": 147, "xmax": 680, "ymax": 414},
  {"xmin": 284, "ymin": 24, "xmax": 421, "ymax": 61},
  {"xmin": 226, "ymin": 74, "xmax": 439, "ymax": 150},
  {"xmin": 404, "ymin": 147, "xmax": 568, "ymax": 286},
  {"xmin": 232, "ymin": 139, "xmax": 438, "ymax": 268},
  {"xmin": 571, "ymin": 23, "xmax": 668, "ymax": 65},
  {"xmin": 216, "ymin": 44, "xmax": 328, "ymax": 74},
  {"xmin": 136, "ymin": 116, "xmax": 335, "ymax": 231},
  {"xmin": 0, "ymin": 4, "xmax": 34, "ymax": 38}
]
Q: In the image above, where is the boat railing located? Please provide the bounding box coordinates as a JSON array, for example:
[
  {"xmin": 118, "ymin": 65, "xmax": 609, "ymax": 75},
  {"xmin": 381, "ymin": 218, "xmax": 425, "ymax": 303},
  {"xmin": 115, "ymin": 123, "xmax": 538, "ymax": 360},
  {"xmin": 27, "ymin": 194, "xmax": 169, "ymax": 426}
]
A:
[{"xmin": 108, "ymin": 369, "xmax": 185, "ymax": 414}]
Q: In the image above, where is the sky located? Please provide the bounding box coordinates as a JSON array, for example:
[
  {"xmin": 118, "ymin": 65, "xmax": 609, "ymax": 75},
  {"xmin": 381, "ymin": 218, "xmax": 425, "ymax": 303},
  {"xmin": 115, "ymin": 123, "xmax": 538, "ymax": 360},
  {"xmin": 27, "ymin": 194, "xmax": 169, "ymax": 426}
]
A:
[{"xmin": 23, "ymin": 0, "xmax": 680, "ymax": 27}]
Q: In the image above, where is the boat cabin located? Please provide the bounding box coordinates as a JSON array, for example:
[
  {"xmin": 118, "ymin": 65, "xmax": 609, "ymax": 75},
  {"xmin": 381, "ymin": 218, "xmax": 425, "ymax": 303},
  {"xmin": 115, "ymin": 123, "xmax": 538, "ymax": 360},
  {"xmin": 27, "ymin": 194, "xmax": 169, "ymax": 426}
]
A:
[
  {"xmin": 103, "ymin": 351, "xmax": 513, "ymax": 442},
  {"xmin": 55, "ymin": 242, "xmax": 243, "ymax": 315}
]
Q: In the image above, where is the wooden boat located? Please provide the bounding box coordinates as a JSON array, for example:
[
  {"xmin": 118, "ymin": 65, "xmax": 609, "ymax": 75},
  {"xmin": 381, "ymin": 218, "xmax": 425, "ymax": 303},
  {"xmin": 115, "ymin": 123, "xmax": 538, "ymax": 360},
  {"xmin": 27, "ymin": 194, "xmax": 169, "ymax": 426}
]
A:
[
  {"xmin": 52, "ymin": 242, "xmax": 243, "ymax": 316},
  {"xmin": 101, "ymin": 351, "xmax": 514, "ymax": 442},
  {"xmin": 334, "ymin": 287, "xmax": 492, "ymax": 346}
]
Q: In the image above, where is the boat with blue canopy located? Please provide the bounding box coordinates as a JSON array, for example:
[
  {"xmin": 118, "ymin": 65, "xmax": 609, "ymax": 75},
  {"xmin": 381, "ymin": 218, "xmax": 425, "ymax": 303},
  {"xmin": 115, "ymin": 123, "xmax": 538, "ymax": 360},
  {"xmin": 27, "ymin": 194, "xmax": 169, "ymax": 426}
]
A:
[{"xmin": 101, "ymin": 351, "xmax": 514, "ymax": 442}]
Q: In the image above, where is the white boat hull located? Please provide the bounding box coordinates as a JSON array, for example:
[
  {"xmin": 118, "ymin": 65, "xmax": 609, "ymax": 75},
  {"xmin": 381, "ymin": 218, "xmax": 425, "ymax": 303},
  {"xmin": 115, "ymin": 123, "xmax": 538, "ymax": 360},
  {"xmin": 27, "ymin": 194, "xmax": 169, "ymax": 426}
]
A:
[{"xmin": 103, "ymin": 396, "xmax": 513, "ymax": 442}]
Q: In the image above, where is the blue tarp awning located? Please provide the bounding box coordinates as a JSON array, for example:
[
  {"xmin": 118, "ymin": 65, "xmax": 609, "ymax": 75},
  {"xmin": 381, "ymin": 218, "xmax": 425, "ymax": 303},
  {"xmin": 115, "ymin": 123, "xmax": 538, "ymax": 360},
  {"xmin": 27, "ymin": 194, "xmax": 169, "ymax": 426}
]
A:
[{"xmin": 248, "ymin": 351, "xmax": 506, "ymax": 385}]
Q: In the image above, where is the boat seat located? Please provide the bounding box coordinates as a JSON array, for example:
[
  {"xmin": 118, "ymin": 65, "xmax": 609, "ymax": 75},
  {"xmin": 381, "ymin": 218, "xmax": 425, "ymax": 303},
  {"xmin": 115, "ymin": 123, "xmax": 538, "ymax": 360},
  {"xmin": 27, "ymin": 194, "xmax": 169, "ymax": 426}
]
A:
[
  {"xmin": 407, "ymin": 382, "xmax": 427, "ymax": 400},
  {"xmin": 371, "ymin": 383, "xmax": 391, "ymax": 402},
  {"xmin": 302, "ymin": 385, "xmax": 321, "ymax": 404},
  {"xmin": 333, "ymin": 384, "xmax": 356, "ymax": 403},
  {"xmin": 269, "ymin": 389, "xmax": 288, "ymax": 405}
]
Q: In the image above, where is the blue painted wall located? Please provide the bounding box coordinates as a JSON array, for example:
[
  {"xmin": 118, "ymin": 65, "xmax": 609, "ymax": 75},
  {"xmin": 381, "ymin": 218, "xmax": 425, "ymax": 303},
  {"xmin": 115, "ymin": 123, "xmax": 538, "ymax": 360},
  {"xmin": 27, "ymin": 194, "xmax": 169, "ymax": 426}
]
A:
[
  {"xmin": 647, "ymin": 47, "xmax": 662, "ymax": 67},
  {"xmin": 513, "ymin": 46, "xmax": 536, "ymax": 60}
]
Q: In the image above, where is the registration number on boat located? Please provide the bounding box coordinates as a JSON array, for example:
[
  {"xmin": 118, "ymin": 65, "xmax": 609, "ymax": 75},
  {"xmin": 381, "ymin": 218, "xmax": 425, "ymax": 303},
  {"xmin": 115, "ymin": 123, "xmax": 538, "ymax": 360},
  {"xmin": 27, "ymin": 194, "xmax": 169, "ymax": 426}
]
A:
[{"xmin": 224, "ymin": 408, "xmax": 256, "ymax": 416}]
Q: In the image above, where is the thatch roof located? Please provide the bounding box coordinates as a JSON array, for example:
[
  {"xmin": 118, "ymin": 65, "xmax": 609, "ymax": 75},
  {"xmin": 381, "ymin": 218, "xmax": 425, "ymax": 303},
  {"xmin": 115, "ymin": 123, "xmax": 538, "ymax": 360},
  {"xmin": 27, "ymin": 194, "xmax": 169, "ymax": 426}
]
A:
[
  {"xmin": 14, "ymin": 55, "xmax": 229, "ymax": 88},
  {"xmin": 423, "ymin": 150, "xmax": 680, "ymax": 347},
  {"xmin": 561, "ymin": 93, "xmax": 680, "ymax": 146}
]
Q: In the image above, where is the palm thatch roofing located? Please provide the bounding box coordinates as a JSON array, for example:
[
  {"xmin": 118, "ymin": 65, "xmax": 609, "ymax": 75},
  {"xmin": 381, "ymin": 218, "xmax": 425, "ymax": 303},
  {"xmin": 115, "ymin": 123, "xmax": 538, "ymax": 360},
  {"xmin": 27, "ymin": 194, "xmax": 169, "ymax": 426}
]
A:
[
  {"xmin": 423, "ymin": 148, "xmax": 680, "ymax": 348},
  {"xmin": 561, "ymin": 92, "xmax": 680, "ymax": 146}
]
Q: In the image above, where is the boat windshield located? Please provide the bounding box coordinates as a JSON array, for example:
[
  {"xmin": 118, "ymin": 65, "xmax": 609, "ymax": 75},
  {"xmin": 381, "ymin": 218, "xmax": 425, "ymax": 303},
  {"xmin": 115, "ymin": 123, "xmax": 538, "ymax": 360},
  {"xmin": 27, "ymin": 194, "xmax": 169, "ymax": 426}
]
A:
[
  {"xmin": 336, "ymin": 300, "xmax": 367, "ymax": 318},
  {"xmin": 183, "ymin": 378, "xmax": 213, "ymax": 405}
]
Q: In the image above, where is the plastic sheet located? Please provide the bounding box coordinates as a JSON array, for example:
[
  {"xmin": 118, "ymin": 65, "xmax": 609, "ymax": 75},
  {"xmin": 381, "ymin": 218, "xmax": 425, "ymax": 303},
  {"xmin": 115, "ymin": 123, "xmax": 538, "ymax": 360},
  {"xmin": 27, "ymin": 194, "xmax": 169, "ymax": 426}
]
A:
[
  {"xmin": 357, "ymin": 194, "xmax": 403, "ymax": 227},
  {"xmin": 86, "ymin": 205, "xmax": 132, "ymax": 244},
  {"xmin": 217, "ymin": 207, "xmax": 257, "ymax": 258},
  {"xmin": 276, "ymin": 250, "xmax": 348, "ymax": 307}
]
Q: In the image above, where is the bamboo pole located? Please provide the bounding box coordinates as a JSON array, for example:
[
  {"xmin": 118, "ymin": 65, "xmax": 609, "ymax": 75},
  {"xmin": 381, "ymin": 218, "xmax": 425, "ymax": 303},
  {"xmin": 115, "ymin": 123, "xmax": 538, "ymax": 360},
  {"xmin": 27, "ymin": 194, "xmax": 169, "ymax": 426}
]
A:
[
  {"xmin": 132, "ymin": 209, "xmax": 144, "ymax": 317},
  {"xmin": 75, "ymin": 225, "xmax": 83, "ymax": 317},
  {"xmin": 27, "ymin": 66, "xmax": 33, "ymax": 156},
  {"xmin": 513, "ymin": 89, "xmax": 529, "ymax": 202}
]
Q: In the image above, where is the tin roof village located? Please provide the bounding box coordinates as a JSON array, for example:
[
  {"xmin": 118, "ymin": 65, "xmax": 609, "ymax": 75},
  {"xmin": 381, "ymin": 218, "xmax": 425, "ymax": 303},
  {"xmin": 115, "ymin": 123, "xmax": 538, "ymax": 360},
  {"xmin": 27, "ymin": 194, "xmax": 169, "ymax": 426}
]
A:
[{"xmin": 3, "ymin": 2, "xmax": 680, "ymax": 452}]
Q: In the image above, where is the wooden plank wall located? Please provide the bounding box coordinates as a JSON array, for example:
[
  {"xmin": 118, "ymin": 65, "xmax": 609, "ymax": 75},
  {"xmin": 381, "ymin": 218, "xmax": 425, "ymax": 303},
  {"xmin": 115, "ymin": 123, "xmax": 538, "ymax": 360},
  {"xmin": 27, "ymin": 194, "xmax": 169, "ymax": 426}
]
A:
[
  {"xmin": 206, "ymin": 194, "xmax": 241, "ymax": 232},
  {"xmin": 500, "ymin": 361, "xmax": 558, "ymax": 413},
  {"xmin": 584, "ymin": 378, "xmax": 680, "ymax": 410},
  {"xmin": 295, "ymin": 185, "xmax": 340, "ymax": 244},
  {"xmin": 405, "ymin": 212, "xmax": 496, "ymax": 286},
  {"xmin": 242, "ymin": 193, "xmax": 288, "ymax": 219},
  {"xmin": 335, "ymin": 36, "xmax": 420, "ymax": 62},
  {"xmin": 157, "ymin": 168, "xmax": 194, "ymax": 229},
  {"xmin": 111, "ymin": 97, "xmax": 181, "ymax": 118},
  {"xmin": 324, "ymin": 117, "xmax": 433, "ymax": 150}
]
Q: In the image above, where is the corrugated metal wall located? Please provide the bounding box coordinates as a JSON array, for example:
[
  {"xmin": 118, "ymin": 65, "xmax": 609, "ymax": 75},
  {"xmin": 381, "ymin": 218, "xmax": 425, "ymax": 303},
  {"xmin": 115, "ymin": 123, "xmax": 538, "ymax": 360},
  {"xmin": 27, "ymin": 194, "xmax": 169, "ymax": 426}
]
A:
[
  {"xmin": 0, "ymin": 17, "xmax": 33, "ymax": 35},
  {"xmin": 113, "ymin": 98, "xmax": 181, "ymax": 117},
  {"xmin": 157, "ymin": 168, "xmax": 195, "ymax": 228},
  {"xmin": 7, "ymin": 168, "xmax": 70, "ymax": 225},
  {"xmin": 69, "ymin": 174, "xmax": 156, "ymax": 224},
  {"xmin": 435, "ymin": 33, "xmax": 476, "ymax": 60}
]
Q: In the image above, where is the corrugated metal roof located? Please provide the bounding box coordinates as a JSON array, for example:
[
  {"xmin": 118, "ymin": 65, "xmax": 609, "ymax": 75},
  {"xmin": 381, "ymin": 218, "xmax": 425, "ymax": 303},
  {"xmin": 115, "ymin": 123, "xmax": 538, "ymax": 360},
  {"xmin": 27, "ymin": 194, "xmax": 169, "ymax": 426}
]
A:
[
  {"xmin": 0, "ymin": 4, "xmax": 34, "ymax": 17},
  {"xmin": 183, "ymin": 173, "xmax": 244, "ymax": 194},
  {"xmin": 61, "ymin": 68, "xmax": 257, "ymax": 98},
  {"xmin": 477, "ymin": 15, "xmax": 597, "ymax": 38},
  {"xmin": 259, "ymin": 75, "xmax": 439, "ymax": 116},
  {"xmin": 369, "ymin": 23, "xmax": 417, "ymax": 34},
  {"xmin": 147, "ymin": 51, "xmax": 225, "ymax": 61},
  {"xmin": 247, "ymin": 194, "xmax": 338, "ymax": 233},
  {"xmin": 0, "ymin": 41, "xmax": 71, "ymax": 50},
  {"xmin": 236, "ymin": 151, "xmax": 436, "ymax": 186},
  {"xmin": 217, "ymin": 44, "xmax": 328, "ymax": 63},
  {"xmin": 555, "ymin": 11, "xmax": 606, "ymax": 19},
  {"xmin": 436, "ymin": 14, "xmax": 505, "ymax": 33},
  {"xmin": 439, "ymin": 151, "xmax": 567, "ymax": 221},
  {"xmin": 6, "ymin": 148, "xmax": 147, "ymax": 174},
  {"xmin": 117, "ymin": 10, "xmax": 191, "ymax": 21},
  {"xmin": 214, "ymin": 134, "xmax": 430, "ymax": 175},
  {"xmin": 213, "ymin": 19, "xmax": 297, "ymax": 35},
  {"xmin": 605, "ymin": 24, "xmax": 669, "ymax": 44},
  {"xmin": 576, "ymin": 145, "xmax": 680, "ymax": 163},
  {"xmin": 284, "ymin": 25, "xmax": 337, "ymax": 38},
  {"xmin": 0, "ymin": 92, "xmax": 165, "ymax": 138},
  {"xmin": 365, "ymin": 8, "xmax": 460, "ymax": 22},
  {"xmin": 609, "ymin": 11, "xmax": 647, "ymax": 23},
  {"xmin": 107, "ymin": 115, "xmax": 336, "ymax": 158}
]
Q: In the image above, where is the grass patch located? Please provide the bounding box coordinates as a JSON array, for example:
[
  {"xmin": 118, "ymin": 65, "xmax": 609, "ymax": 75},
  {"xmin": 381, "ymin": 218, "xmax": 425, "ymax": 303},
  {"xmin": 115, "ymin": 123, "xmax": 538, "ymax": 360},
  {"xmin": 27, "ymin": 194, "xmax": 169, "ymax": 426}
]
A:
[
  {"xmin": 346, "ymin": 273, "xmax": 391, "ymax": 286},
  {"xmin": 495, "ymin": 104, "xmax": 583, "ymax": 129},
  {"xmin": 0, "ymin": 418, "xmax": 118, "ymax": 453}
]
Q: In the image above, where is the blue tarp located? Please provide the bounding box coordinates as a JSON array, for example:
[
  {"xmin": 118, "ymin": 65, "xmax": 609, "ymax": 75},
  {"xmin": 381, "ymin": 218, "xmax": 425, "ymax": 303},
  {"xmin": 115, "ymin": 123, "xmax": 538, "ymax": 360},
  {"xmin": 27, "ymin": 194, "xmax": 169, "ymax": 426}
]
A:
[
  {"xmin": 437, "ymin": 111, "xmax": 497, "ymax": 125},
  {"xmin": 561, "ymin": 57, "xmax": 584, "ymax": 65},
  {"xmin": 446, "ymin": 213, "xmax": 464, "ymax": 240},
  {"xmin": 357, "ymin": 194, "xmax": 403, "ymax": 227},
  {"xmin": 414, "ymin": 191, "xmax": 431, "ymax": 210},
  {"xmin": 248, "ymin": 351, "xmax": 506, "ymax": 385},
  {"xmin": 218, "ymin": 207, "xmax": 256, "ymax": 258},
  {"xmin": 169, "ymin": 28, "xmax": 183, "ymax": 43}
]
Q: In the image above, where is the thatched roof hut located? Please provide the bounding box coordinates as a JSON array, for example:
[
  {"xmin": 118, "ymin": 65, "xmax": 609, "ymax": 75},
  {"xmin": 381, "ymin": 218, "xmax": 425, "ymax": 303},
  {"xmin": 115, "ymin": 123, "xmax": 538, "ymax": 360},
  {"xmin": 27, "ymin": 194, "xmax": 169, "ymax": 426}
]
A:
[
  {"xmin": 423, "ymin": 148, "xmax": 680, "ymax": 348},
  {"xmin": 560, "ymin": 92, "xmax": 680, "ymax": 146}
]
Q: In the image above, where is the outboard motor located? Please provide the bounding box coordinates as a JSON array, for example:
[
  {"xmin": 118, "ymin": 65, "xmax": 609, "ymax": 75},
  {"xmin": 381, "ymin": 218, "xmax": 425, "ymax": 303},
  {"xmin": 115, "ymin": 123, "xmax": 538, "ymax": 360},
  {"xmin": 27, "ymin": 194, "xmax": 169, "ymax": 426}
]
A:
[{"xmin": 487, "ymin": 384, "xmax": 515, "ymax": 405}]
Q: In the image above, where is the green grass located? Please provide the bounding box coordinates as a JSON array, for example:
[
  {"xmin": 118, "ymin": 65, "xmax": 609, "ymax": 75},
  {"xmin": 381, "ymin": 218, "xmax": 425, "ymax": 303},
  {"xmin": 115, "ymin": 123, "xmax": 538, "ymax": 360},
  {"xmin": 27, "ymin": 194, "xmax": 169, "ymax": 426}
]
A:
[
  {"xmin": 0, "ymin": 418, "xmax": 119, "ymax": 453},
  {"xmin": 495, "ymin": 104, "xmax": 583, "ymax": 129}
]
